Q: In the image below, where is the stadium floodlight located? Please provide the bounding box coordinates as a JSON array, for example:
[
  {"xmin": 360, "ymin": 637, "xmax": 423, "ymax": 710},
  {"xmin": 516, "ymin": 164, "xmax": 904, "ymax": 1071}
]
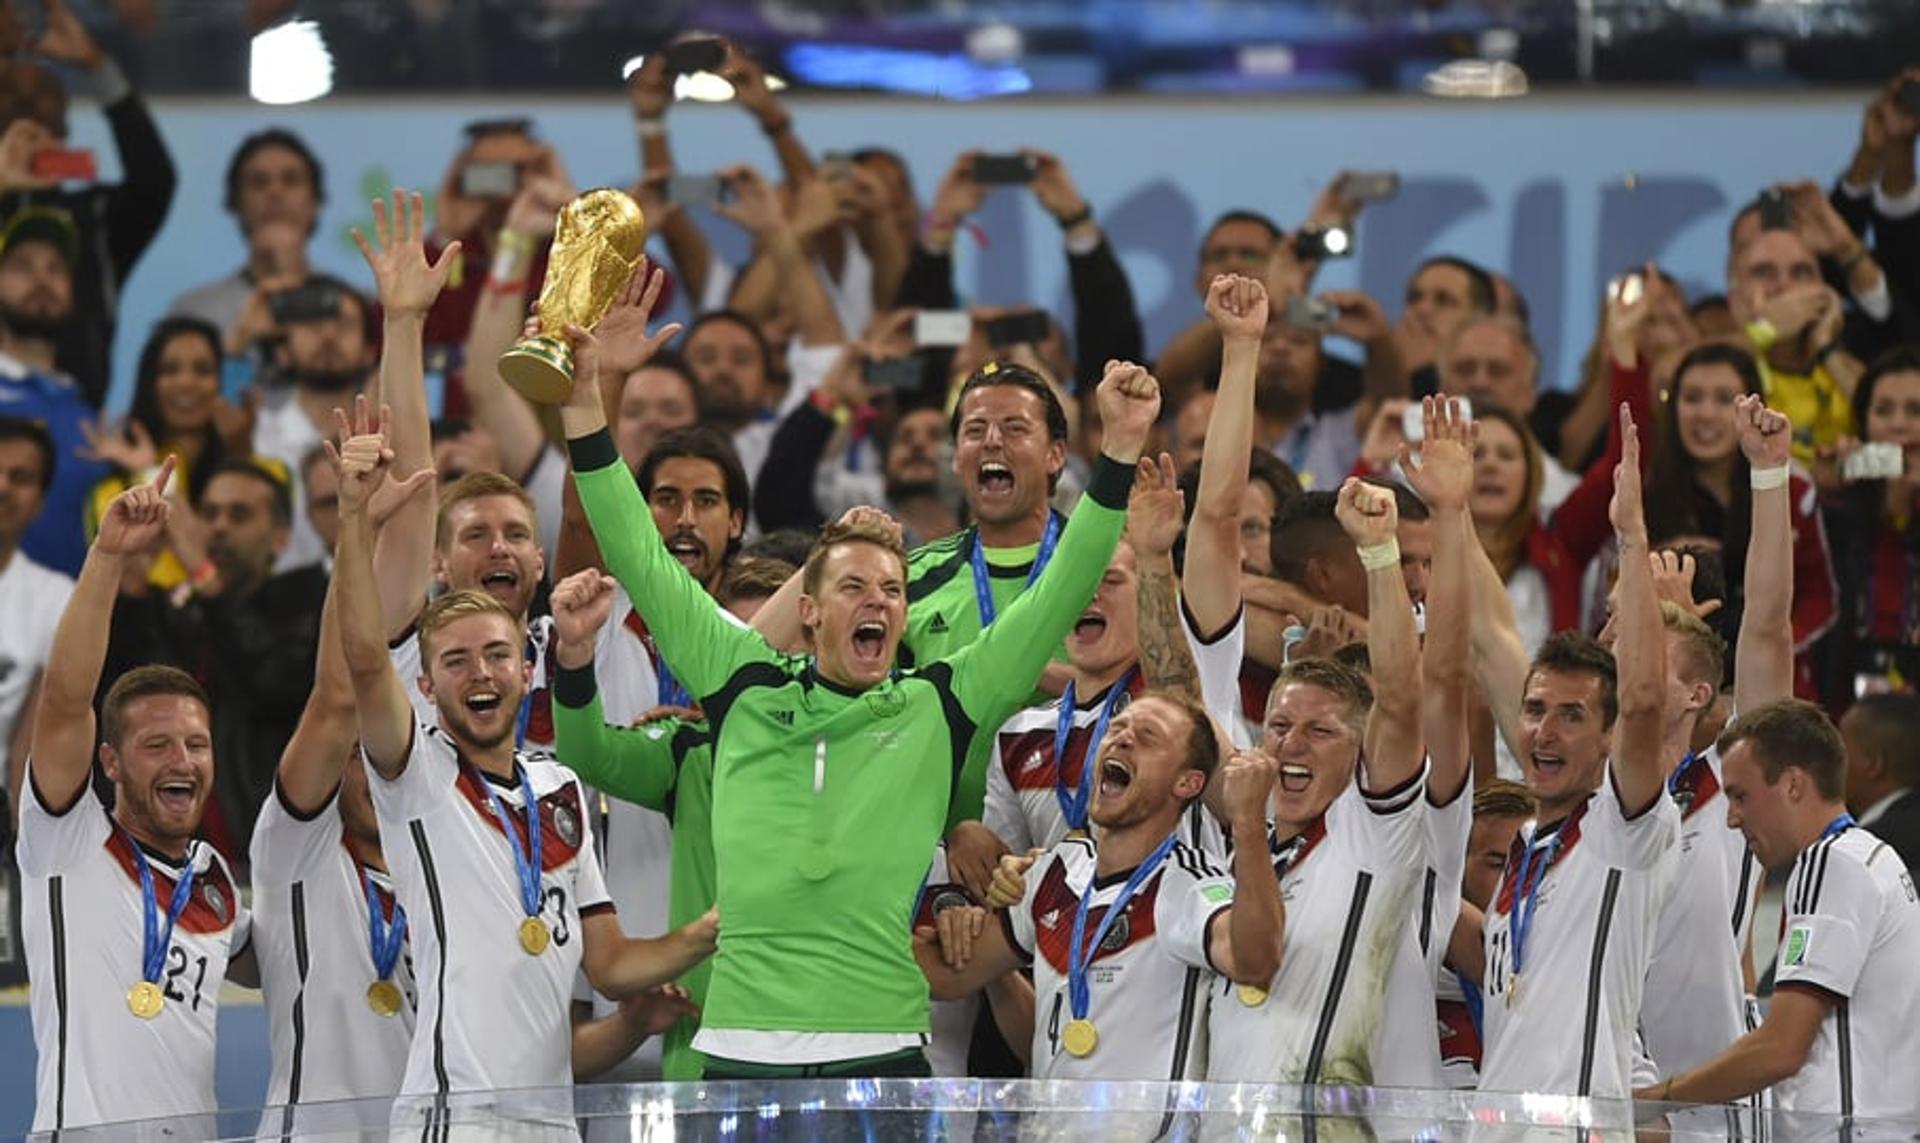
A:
[{"xmin": 249, "ymin": 20, "xmax": 334, "ymax": 105}]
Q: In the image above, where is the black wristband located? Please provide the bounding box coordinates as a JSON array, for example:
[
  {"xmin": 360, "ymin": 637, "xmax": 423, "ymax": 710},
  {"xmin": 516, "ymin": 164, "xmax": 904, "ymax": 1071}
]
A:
[
  {"xmin": 553, "ymin": 662, "xmax": 599, "ymax": 709},
  {"xmin": 1087, "ymin": 455, "xmax": 1134, "ymax": 509},
  {"xmin": 566, "ymin": 428, "xmax": 620, "ymax": 473},
  {"xmin": 1055, "ymin": 203, "xmax": 1094, "ymax": 231}
]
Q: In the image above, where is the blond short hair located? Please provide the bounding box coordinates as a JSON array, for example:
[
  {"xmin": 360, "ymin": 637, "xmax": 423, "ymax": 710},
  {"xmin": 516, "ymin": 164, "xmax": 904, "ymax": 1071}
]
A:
[
  {"xmin": 801, "ymin": 518, "xmax": 908, "ymax": 596},
  {"xmin": 1660, "ymin": 601, "xmax": 1726, "ymax": 690},
  {"xmin": 435, "ymin": 472, "xmax": 538, "ymax": 551},
  {"xmin": 418, "ymin": 589, "xmax": 524, "ymax": 665}
]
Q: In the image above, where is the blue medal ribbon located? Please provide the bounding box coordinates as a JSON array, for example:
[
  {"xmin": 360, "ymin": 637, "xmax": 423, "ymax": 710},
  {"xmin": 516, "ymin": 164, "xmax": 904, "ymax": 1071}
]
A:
[
  {"xmin": 1505, "ymin": 823, "xmax": 1564, "ymax": 993},
  {"xmin": 514, "ymin": 635, "xmax": 538, "ymax": 748},
  {"xmin": 123, "ymin": 828, "xmax": 198, "ymax": 988},
  {"xmin": 1819, "ymin": 812, "xmax": 1856, "ymax": 841},
  {"xmin": 1054, "ymin": 669, "xmax": 1135, "ymax": 833},
  {"xmin": 362, "ymin": 871, "xmax": 408, "ymax": 982},
  {"xmin": 1454, "ymin": 967, "xmax": 1484, "ymax": 1038},
  {"xmin": 476, "ymin": 760, "xmax": 545, "ymax": 921},
  {"xmin": 970, "ymin": 513, "xmax": 1062, "ymax": 628},
  {"xmin": 1666, "ymin": 750, "xmax": 1700, "ymax": 795},
  {"xmin": 656, "ymin": 653, "xmax": 691, "ymax": 710},
  {"xmin": 1067, "ymin": 833, "xmax": 1178, "ymax": 1024}
]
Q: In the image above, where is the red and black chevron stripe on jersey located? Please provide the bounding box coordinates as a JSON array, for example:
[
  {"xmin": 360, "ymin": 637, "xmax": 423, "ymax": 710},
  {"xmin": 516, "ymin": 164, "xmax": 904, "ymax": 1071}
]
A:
[
  {"xmin": 1029, "ymin": 857, "xmax": 1164, "ymax": 974},
  {"xmin": 997, "ymin": 674, "xmax": 1147, "ymax": 792},
  {"xmin": 1437, "ymin": 999, "xmax": 1483, "ymax": 1069},
  {"xmin": 1493, "ymin": 802, "xmax": 1589, "ymax": 915},
  {"xmin": 1669, "ymin": 756, "xmax": 1722, "ymax": 822},
  {"xmin": 453, "ymin": 768, "xmax": 590, "ymax": 871},
  {"xmin": 103, "ymin": 829, "xmax": 239, "ymax": 935}
]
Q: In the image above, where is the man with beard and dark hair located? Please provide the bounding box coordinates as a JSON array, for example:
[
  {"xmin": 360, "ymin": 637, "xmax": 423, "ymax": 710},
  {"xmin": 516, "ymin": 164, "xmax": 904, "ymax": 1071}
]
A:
[
  {"xmin": 100, "ymin": 458, "xmax": 326, "ymax": 859},
  {"xmin": 681, "ymin": 309, "xmax": 784, "ymax": 480},
  {"xmin": 0, "ymin": 2, "xmax": 176, "ymax": 409},
  {"xmin": 249, "ymin": 273, "xmax": 375, "ymax": 570},
  {"xmin": 0, "ymin": 206, "xmax": 108, "ymax": 574}
]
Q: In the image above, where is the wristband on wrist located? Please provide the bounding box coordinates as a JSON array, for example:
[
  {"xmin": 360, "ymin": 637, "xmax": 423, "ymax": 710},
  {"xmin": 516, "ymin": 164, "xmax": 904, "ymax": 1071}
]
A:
[
  {"xmin": 635, "ymin": 118, "xmax": 666, "ymax": 140},
  {"xmin": 1357, "ymin": 539, "xmax": 1401, "ymax": 571},
  {"xmin": 1055, "ymin": 203, "xmax": 1094, "ymax": 231},
  {"xmin": 489, "ymin": 237, "xmax": 533, "ymax": 285},
  {"xmin": 1749, "ymin": 463, "xmax": 1790, "ymax": 490}
]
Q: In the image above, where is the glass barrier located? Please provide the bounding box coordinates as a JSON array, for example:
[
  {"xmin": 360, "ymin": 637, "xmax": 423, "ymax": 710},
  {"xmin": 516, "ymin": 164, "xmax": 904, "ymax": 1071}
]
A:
[{"xmin": 31, "ymin": 1081, "xmax": 1920, "ymax": 1142}]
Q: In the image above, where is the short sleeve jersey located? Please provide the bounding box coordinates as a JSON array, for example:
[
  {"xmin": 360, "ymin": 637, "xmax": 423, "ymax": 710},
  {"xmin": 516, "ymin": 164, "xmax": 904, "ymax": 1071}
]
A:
[
  {"xmin": 1006, "ymin": 836, "xmax": 1230, "ymax": 1081},
  {"xmin": 248, "ymin": 783, "xmax": 415, "ymax": 1119},
  {"xmin": 1206, "ymin": 767, "xmax": 1428, "ymax": 1085},
  {"xmin": 1771, "ymin": 827, "xmax": 1920, "ymax": 1122},
  {"xmin": 1372, "ymin": 778, "xmax": 1473, "ymax": 1089},
  {"xmin": 0, "ymin": 553, "xmax": 71, "ymax": 754},
  {"xmin": 19, "ymin": 780, "xmax": 246, "ymax": 1133},
  {"xmin": 391, "ymin": 613, "xmax": 557, "ymax": 749},
  {"xmin": 1640, "ymin": 744, "xmax": 1756, "ymax": 1078},
  {"xmin": 366, "ymin": 724, "xmax": 612, "ymax": 1099},
  {"xmin": 1479, "ymin": 769, "xmax": 1680, "ymax": 1100}
]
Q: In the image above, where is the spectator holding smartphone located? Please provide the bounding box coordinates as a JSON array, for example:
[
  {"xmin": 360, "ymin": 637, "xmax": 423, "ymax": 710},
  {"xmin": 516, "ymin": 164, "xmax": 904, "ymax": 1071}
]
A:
[
  {"xmin": 1815, "ymin": 347, "xmax": 1920, "ymax": 709},
  {"xmin": 0, "ymin": 0, "xmax": 174, "ymax": 409}
]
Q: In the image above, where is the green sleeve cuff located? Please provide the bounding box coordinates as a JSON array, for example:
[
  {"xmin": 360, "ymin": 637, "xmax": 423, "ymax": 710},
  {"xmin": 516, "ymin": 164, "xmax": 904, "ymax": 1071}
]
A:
[
  {"xmin": 553, "ymin": 663, "xmax": 599, "ymax": 709},
  {"xmin": 567, "ymin": 428, "xmax": 621, "ymax": 473},
  {"xmin": 1086, "ymin": 455, "xmax": 1133, "ymax": 510}
]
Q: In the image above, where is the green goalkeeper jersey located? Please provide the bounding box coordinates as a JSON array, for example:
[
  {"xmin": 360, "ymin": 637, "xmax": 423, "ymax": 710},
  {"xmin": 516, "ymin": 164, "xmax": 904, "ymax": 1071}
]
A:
[
  {"xmin": 569, "ymin": 428, "xmax": 1129, "ymax": 1039},
  {"xmin": 900, "ymin": 515, "xmax": 1073, "ymax": 826},
  {"xmin": 549, "ymin": 688, "xmax": 714, "ymax": 1080}
]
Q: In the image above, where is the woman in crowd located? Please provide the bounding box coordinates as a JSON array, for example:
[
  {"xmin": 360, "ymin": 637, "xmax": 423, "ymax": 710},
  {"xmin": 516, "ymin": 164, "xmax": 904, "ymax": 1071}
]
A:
[
  {"xmin": 1817, "ymin": 347, "xmax": 1920, "ymax": 707},
  {"xmin": 1645, "ymin": 341, "xmax": 1838, "ymax": 699},
  {"xmin": 81, "ymin": 317, "xmax": 252, "ymax": 590}
]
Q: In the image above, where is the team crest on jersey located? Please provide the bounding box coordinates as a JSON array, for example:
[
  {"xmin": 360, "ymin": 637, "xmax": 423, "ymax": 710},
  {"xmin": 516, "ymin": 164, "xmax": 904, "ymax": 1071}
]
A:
[
  {"xmin": 865, "ymin": 690, "xmax": 906, "ymax": 719},
  {"xmin": 553, "ymin": 802, "xmax": 581, "ymax": 848},
  {"xmin": 204, "ymin": 883, "xmax": 227, "ymax": 924},
  {"xmin": 1098, "ymin": 910, "xmax": 1131, "ymax": 952}
]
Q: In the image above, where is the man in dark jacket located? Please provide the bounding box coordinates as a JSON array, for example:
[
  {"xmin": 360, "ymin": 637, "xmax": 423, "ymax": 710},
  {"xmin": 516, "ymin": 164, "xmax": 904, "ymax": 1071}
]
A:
[
  {"xmin": 0, "ymin": 1, "xmax": 175, "ymax": 407},
  {"xmin": 1843, "ymin": 693, "xmax": 1920, "ymax": 875}
]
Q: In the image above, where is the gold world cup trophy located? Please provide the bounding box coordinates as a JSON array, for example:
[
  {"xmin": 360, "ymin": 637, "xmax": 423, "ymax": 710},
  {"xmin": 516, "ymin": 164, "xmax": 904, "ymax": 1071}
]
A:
[{"xmin": 497, "ymin": 188, "xmax": 649, "ymax": 404}]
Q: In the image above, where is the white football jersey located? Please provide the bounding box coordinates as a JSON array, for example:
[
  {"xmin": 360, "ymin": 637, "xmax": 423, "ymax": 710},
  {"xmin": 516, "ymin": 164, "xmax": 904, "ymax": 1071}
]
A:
[
  {"xmin": 1373, "ymin": 779, "xmax": 1472, "ymax": 1088},
  {"xmin": 983, "ymin": 608, "xmax": 1245, "ymax": 854},
  {"xmin": 248, "ymin": 784, "xmax": 415, "ymax": 1128},
  {"xmin": 1479, "ymin": 768, "xmax": 1679, "ymax": 1100},
  {"xmin": 1640, "ymin": 745, "xmax": 1756, "ymax": 1077},
  {"xmin": 366, "ymin": 723, "xmax": 613, "ymax": 1108},
  {"xmin": 1007, "ymin": 835, "xmax": 1230, "ymax": 1082},
  {"xmin": 391, "ymin": 612, "xmax": 557, "ymax": 749},
  {"xmin": 18, "ymin": 780, "xmax": 247, "ymax": 1134},
  {"xmin": 1770, "ymin": 825, "xmax": 1920, "ymax": 1123},
  {"xmin": 1207, "ymin": 766, "xmax": 1427, "ymax": 1085}
]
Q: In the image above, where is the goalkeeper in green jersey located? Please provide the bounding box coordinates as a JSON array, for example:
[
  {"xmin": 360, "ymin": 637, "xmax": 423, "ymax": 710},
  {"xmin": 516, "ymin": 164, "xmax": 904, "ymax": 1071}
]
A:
[{"xmin": 552, "ymin": 295, "xmax": 1161, "ymax": 1078}]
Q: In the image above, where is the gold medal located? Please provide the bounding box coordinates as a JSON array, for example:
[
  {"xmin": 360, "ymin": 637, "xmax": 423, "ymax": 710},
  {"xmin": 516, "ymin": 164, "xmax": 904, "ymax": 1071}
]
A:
[
  {"xmin": 518, "ymin": 916, "xmax": 550, "ymax": 955},
  {"xmin": 366, "ymin": 980, "xmax": 404, "ymax": 1017},
  {"xmin": 1061, "ymin": 1018, "xmax": 1098, "ymax": 1058},
  {"xmin": 1236, "ymin": 984, "xmax": 1270, "ymax": 1008},
  {"xmin": 127, "ymin": 980, "xmax": 164, "ymax": 1019},
  {"xmin": 1506, "ymin": 974, "xmax": 1520, "ymax": 1010}
]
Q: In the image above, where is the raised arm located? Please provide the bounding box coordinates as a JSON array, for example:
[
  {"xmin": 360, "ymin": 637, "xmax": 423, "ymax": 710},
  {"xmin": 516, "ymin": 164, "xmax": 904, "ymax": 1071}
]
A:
[
  {"xmin": 1732, "ymin": 395, "xmax": 1796, "ymax": 712},
  {"xmin": 460, "ymin": 176, "xmax": 575, "ymax": 484},
  {"xmin": 333, "ymin": 400, "xmax": 436, "ymax": 780},
  {"xmin": 716, "ymin": 166, "xmax": 845, "ymax": 351},
  {"xmin": 1606, "ymin": 404, "xmax": 1667, "ymax": 812},
  {"xmin": 355, "ymin": 190, "xmax": 460, "ymax": 640},
  {"xmin": 549, "ymin": 568, "xmax": 683, "ymax": 810},
  {"xmin": 557, "ymin": 289, "xmax": 771, "ymax": 700},
  {"xmin": 1403, "ymin": 397, "xmax": 1476, "ymax": 802},
  {"xmin": 273, "ymin": 539, "xmax": 355, "ymax": 814},
  {"xmin": 949, "ymin": 362, "xmax": 1158, "ymax": 726},
  {"xmin": 1335, "ymin": 478, "xmax": 1424, "ymax": 792},
  {"xmin": 1185, "ymin": 274, "xmax": 1267, "ymax": 638},
  {"xmin": 29, "ymin": 459, "xmax": 175, "ymax": 811},
  {"xmin": 1129, "ymin": 453, "xmax": 1203, "ymax": 701},
  {"xmin": 1207, "ymin": 749, "xmax": 1285, "ymax": 985}
]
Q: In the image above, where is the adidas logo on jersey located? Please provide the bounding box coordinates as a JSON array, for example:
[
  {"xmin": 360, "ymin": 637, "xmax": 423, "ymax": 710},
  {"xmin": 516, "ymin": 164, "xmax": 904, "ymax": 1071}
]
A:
[
  {"xmin": 1022, "ymin": 752, "xmax": 1048, "ymax": 774},
  {"xmin": 1041, "ymin": 908, "xmax": 1061, "ymax": 930},
  {"xmin": 928, "ymin": 612, "xmax": 949, "ymax": 634}
]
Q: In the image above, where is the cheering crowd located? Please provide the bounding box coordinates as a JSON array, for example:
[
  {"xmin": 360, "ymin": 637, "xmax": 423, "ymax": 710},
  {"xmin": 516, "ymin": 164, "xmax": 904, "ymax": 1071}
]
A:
[{"xmin": 1, "ymin": 8, "xmax": 1919, "ymax": 1137}]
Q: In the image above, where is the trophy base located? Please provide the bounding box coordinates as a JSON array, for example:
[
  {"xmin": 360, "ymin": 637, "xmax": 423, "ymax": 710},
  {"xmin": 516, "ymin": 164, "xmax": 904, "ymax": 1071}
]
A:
[{"xmin": 497, "ymin": 336, "xmax": 576, "ymax": 405}]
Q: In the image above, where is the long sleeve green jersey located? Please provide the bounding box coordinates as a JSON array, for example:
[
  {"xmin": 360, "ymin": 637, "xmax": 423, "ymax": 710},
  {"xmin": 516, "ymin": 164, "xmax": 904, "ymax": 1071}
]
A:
[
  {"xmin": 568, "ymin": 428, "xmax": 1130, "ymax": 1037},
  {"xmin": 548, "ymin": 682, "xmax": 714, "ymax": 1080}
]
